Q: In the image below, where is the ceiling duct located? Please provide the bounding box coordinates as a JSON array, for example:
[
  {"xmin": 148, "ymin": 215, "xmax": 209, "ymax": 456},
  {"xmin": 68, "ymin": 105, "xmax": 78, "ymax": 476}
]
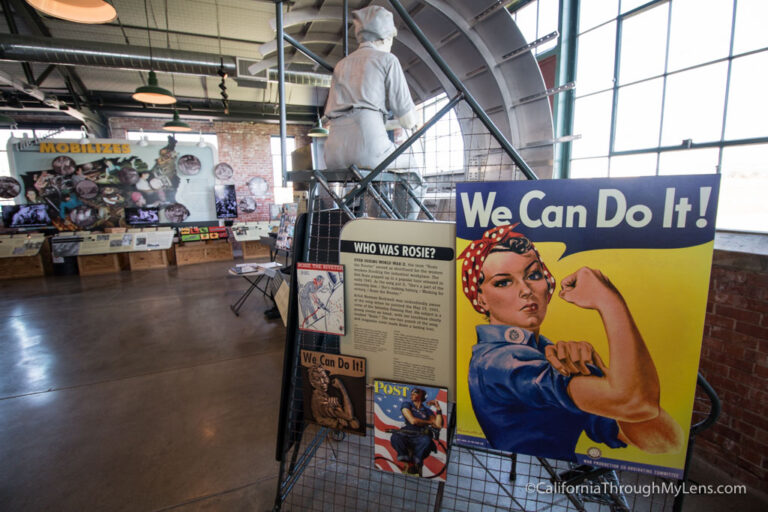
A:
[
  {"xmin": 267, "ymin": 68, "xmax": 331, "ymax": 87},
  {"xmin": 0, "ymin": 34, "xmax": 237, "ymax": 77}
]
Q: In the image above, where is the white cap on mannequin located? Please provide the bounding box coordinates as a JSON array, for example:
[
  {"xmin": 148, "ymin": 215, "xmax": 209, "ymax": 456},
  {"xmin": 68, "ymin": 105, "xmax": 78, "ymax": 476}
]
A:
[{"xmin": 352, "ymin": 6, "xmax": 397, "ymax": 43}]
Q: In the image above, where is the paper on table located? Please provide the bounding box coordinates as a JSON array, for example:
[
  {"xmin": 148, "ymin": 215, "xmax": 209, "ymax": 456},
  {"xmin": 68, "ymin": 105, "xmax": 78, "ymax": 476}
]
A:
[{"xmin": 230, "ymin": 264, "xmax": 262, "ymax": 274}]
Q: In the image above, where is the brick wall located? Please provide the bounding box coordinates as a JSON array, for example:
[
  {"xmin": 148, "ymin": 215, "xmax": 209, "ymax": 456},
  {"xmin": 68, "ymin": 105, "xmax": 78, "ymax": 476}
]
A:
[
  {"xmin": 697, "ymin": 249, "xmax": 768, "ymax": 492},
  {"xmin": 108, "ymin": 117, "xmax": 310, "ymax": 222}
]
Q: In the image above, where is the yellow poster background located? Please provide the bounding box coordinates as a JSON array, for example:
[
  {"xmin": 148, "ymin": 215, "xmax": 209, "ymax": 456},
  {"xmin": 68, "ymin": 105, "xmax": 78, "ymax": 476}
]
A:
[{"xmin": 456, "ymin": 238, "xmax": 714, "ymax": 472}]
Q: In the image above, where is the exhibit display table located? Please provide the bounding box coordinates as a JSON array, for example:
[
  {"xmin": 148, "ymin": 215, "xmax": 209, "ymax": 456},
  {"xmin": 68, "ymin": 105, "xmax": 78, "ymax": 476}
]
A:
[
  {"xmin": 231, "ymin": 221, "xmax": 276, "ymax": 258},
  {"xmin": 128, "ymin": 250, "xmax": 169, "ymax": 271},
  {"xmin": 228, "ymin": 261, "xmax": 283, "ymax": 316},
  {"xmin": 0, "ymin": 233, "xmax": 50, "ymax": 279},
  {"xmin": 174, "ymin": 239, "xmax": 233, "ymax": 266},
  {"xmin": 51, "ymin": 229, "xmax": 175, "ymax": 275}
]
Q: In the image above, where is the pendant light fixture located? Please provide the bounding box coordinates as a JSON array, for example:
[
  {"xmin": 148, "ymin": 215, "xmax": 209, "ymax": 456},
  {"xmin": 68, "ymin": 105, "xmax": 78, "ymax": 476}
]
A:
[
  {"xmin": 133, "ymin": 0, "xmax": 175, "ymax": 105},
  {"xmin": 133, "ymin": 71, "xmax": 176, "ymax": 104},
  {"xmin": 308, "ymin": 87, "xmax": 327, "ymax": 137},
  {"xmin": 25, "ymin": 0, "xmax": 117, "ymax": 24},
  {"xmin": 308, "ymin": 108, "xmax": 328, "ymax": 138},
  {"xmin": 163, "ymin": 110, "xmax": 191, "ymax": 132}
]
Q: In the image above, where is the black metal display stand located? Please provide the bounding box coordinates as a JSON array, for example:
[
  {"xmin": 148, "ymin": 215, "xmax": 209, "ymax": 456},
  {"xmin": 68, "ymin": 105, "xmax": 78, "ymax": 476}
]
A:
[
  {"xmin": 270, "ymin": 2, "xmax": 721, "ymax": 510},
  {"xmin": 271, "ymin": 197, "xmax": 721, "ymax": 512}
]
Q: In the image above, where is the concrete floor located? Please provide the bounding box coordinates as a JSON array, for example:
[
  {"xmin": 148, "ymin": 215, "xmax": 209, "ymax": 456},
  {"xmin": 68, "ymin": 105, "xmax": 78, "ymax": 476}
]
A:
[
  {"xmin": 0, "ymin": 261, "xmax": 284, "ymax": 512},
  {"xmin": 1, "ymin": 260, "xmax": 766, "ymax": 512}
]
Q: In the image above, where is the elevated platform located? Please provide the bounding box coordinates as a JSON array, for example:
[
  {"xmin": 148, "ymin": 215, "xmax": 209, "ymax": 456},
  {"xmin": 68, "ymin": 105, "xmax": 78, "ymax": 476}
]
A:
[{"xmin": 288, "ymin": 169, "xmax": 421, "ymax": 183}]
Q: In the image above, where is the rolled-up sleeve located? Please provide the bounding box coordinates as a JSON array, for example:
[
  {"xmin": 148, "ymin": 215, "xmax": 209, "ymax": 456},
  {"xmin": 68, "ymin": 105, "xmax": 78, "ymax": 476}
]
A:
[
  {"xmin": 477, "ymin": 348, "xmax": 585, "ymax": 414},
  {"xmin": 584, "ymin": 415, "xmax": 627, "ymax": 448},
  {"xmin": 478, "ymin": 353, "xmax": 626, "ymax": 448}
]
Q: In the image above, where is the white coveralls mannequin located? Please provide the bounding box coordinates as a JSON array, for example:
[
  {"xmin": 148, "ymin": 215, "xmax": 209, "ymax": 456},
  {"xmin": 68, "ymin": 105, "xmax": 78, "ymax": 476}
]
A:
[{"xmin": 323, "ymin": 6, "xmax": 421, "ymax": 217}]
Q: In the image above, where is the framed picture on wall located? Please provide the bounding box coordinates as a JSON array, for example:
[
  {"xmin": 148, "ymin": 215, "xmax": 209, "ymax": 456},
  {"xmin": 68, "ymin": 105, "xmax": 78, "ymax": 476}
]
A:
[
  {"xmin": 239, "ymin": 196, "xmax": 257, "ymax": 213},
  {"xmin": 214, "ymin": 184, "xmax": 238, "ymax": 219}
]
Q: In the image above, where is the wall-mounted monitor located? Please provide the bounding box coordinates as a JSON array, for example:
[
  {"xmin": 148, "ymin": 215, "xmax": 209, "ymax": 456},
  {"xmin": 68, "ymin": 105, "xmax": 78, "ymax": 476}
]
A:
[
  {"xmin": 124, "ymin": 207, "xmax": 160, "ymax": 226},
  {"xmin": 2, "ymin": 204, "xmax": 52, "ymax": 228}
]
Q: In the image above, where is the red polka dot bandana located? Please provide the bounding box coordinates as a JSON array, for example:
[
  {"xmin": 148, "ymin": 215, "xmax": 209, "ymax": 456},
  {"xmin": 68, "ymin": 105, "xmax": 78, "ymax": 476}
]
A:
[{"xmin": 458, "ymin": 223, "xmax": 556, "ymax": 314}]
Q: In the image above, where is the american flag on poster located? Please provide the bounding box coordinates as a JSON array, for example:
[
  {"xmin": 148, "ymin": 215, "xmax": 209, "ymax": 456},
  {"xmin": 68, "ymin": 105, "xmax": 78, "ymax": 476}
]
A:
[{"xmin": 373, "ymin": 380, "xmax": 449, "ymax": 481}]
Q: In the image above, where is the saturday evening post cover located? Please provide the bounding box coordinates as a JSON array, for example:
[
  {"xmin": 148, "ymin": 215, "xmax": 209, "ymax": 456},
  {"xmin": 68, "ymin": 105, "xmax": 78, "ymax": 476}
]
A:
[
  {"xmin": 373, "ymin": 380, "xmax": 449, "ymax": 480},
  {"xmin": 455, "ymin": 175, "xmax": 720, "ymax": 478}
]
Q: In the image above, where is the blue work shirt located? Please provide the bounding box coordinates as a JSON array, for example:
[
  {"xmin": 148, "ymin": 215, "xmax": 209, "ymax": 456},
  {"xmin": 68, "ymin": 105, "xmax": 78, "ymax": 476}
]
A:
[
  {"xmin": 400, "ymin": 400, "xmax": 434, "ymax": 432},
  {"xmin": 468, "ymin": 325, "xmax": 626, "ymax": 461}
]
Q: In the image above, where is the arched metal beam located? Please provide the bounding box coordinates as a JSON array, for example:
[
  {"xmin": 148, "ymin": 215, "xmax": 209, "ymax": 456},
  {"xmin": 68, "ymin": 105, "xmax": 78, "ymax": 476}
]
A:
[
  {"xmin": 268, "ymin": 7, "xmax": 344, "ymax": 30},
  {"xmin": 417, "ymin": 0, "xmax": 517, "ymax": 141},
  {"xmin": 259, "ymin": 32, "xmax": 344, "ymax": 58}
]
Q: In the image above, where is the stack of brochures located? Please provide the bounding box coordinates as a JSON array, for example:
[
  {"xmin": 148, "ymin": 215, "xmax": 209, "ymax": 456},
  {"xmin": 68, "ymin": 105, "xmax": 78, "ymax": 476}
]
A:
[{"xmin": 230, "ymin": 263, "xmax": 261, "ymax": 274}]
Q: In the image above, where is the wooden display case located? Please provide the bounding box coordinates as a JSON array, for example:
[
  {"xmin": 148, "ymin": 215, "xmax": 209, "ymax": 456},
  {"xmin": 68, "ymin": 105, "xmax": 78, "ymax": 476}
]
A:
[
  {"xmin": 0, "ymin": 254, "xmax": 46, "ymax": 279},
  {"xmin": 77, "ymin": 253, "xmax": 124, "ymax": 276},
  {"xmin": 173, "ymin": 239, "xmax": 233, "ymax": 266},
  {"xmin": 128, "ymin": 249, "xmax": 169, "ymax": 271},
  {"xmin": 0, "ymin": 236, "xmax": 51, "ymax": 280}
]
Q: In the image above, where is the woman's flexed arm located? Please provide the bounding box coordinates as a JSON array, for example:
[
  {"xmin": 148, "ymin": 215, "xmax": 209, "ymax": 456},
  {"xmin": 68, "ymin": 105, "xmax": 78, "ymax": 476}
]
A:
[
  {"xmin": 559, "ymin": 267, "xmax": 660, "ymax": 422},
  {"xmin": 558, "ymin": 267, "xmax": 683, "ymax": 452}
]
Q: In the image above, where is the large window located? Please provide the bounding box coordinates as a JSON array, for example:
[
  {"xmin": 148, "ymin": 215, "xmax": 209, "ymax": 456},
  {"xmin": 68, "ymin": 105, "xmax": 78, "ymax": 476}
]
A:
[
  {"xmin": 413, "ymin": 94, "xmax": 464, "ymax": 176},
  {"xmin": 570, "ymin": 0, "xmax": 768, "ymax": 232},
  {"xmin": 508, "ymin": 0, "xmax": 560, "ymax": 56},
  {"xmin": 271, "ymin": 136, "xmax": 296, "ymax": 204}
]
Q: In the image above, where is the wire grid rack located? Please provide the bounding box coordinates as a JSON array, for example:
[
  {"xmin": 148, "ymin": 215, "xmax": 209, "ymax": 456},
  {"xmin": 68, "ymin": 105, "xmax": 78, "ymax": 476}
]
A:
[
  {"xmin": 274, "ymin": 103, "xmax": 706, "ymax": 512},
  {"xmin": 278, "ymin": 387, "xmax": 685, "ymax": 512}
]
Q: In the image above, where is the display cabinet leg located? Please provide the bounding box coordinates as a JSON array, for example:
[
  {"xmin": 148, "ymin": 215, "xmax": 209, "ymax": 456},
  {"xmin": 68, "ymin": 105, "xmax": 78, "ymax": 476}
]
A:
[
  {"xmin": 433, "ymin": 481, "xmax": 445, "ymax": 512},
  {"xmin": 509, "ymin": 452, "xmax": 517, "ymax": 481},
  {"xmin": 287, "ymin": 432, "xmax": 303, "ymax": 475}
]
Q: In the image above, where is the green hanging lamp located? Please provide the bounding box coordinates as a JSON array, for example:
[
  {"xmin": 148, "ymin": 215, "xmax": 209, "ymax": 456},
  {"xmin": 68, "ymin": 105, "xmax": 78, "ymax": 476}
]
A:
[
  {"xmin": 133, "ymin": 71, "xmax": 176, "ymax": 105},
  {"xmin": 308, "ymin": 113, "xmax": 328, "ymax": 138},
  {"xmin": 163, "ymin": 110, "xmax": 192, "ymax": 132}
]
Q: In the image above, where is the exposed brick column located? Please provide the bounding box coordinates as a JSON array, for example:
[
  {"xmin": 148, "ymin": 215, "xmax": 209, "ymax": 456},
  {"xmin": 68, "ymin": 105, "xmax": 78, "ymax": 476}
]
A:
[{"xmin": 697, "ymin": 250, "xmax": 768, "ymax": 492}]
